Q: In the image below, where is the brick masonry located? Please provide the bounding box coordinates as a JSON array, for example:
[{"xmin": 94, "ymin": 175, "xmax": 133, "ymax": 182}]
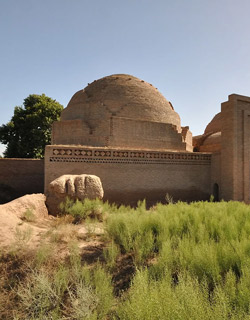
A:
[{"xmin": 45, "ymin": 145, "xmax": 212, "ymax": 205}]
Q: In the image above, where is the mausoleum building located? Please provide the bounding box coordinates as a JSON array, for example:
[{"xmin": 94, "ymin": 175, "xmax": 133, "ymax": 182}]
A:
[
  {"xmin": 1, "ymin": 74, "xmax": 249, "ymax": 206},
  {"xmin": 45, "ymin": 74, "xmax": 212, "ymax": 205}
]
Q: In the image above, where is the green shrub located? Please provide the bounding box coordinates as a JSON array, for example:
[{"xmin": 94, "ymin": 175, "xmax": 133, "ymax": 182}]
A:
[
  {"xmin": 103, "ymin": 240, "xmax": 120, "ymax": 269},
  {"xmin": 115, "ymin": 268, "xmax": 249, "ymax": 320},
  {"xmin": 59, "ymin": 197, "xmax": 110, "ymax": 223},
  {"xmin": 12, "ymin": 226, "xmax": 33, "ymax": 251},
  {"xmin": 5, "ymin": 200, "xmax": 250, "ymax": 319},
  {"xmin": 105, "ymin": 201, "xmax": 250, "ymax": 293},
  {"xmin": 21, "ymin": 208, "xmax": 36, "ymax": 222},
  {"xmin": 34, "ymin": 243, "xmax": 55, "ymax": 267}
]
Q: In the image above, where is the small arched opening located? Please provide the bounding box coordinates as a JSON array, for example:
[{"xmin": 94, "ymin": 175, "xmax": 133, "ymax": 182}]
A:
[{"xmin": 213, "ymin": 183, "xmax": 219, "ymax": 202}]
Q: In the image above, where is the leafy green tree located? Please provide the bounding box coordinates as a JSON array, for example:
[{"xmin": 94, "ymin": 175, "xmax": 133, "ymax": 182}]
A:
[{"xmin": 0, "ymin": 94, "xmax": 63, "ymax": 158}]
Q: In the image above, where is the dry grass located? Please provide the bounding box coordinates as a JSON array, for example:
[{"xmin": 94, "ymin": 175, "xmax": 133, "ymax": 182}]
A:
[{"xmin": 45, "ymin": 223, "xmax": 78, "ymax": 244}]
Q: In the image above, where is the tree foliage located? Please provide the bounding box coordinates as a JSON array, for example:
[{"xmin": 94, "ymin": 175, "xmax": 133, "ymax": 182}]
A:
[{"xmin": 0, "ymin": 94, "xmax": 63, "ymax": 158}]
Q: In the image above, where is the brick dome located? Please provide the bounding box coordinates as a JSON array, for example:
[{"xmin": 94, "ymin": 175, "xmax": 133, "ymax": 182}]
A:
[
  {"xmin": 52, "ymin": 74, "xmax": 192, "ymax": 151},
  {"xmin": 193, "ymin": 112, "xmax": 222, "ymax": 152},
  {"xmin": 61, "ymin": 74, "xmax": 181, "ymax": 131},
  {"xmin": 204, "ymin": 112, "xmax": 222, "ymax": 134}
]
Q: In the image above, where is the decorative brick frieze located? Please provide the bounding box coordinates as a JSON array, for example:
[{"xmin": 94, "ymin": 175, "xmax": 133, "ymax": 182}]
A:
[{"xmin": 50, "ymin": 147, "xmax": 211, "ymax": 165}]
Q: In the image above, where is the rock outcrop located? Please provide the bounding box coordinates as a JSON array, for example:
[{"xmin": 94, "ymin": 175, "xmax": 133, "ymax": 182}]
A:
[{"xmin": 46, "ymin": 174, "xmax": 104, "ymax": 215}]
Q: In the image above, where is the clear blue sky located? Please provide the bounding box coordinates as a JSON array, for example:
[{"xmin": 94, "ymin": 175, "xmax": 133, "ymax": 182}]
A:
[{"xmin": 1, "ymin": 0, "xmax": 250, "ymax": 155}]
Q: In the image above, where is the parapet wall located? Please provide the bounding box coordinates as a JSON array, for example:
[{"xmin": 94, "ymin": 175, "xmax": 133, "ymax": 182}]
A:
[
  {"xmin": 109, "ymin": 117, "xmax": 187, "ymax": 150},
  {"xmin": 0, "ymin": 158, "xmax": 44, "ymax": 203},
  {"xmin": 52, "ymin": 116, "xmax": 191, "ymax": 151},
  {"xmin": 45, "ymin": 145, "xmax": 212, "ymax": 206}
]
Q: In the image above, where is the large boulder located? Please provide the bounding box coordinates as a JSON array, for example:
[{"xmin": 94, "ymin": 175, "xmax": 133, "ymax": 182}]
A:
[{"xmin": 46, "ymin": 174, "xmax": 104, "ymax": 215}]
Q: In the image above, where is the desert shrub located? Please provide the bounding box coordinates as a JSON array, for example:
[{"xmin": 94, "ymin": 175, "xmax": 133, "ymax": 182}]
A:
[
  {"xmin": 59, "ymin": 197, "xmax": 111, "ymax": 223},
  {"xmin": 4, "ymin": 200, "xmax": 250, "ymax": 319},
  {"xmin": 16, "ymin": 245, "xmax": 113, "ymax": 320},
  {"xmin": 34, "ymin": 243, "xmax": 55, "ymax": 267},
  {"xmin": 17, "ymin": 268, "xmax": 62, "ymax": 319},
  {"xmin": 103, "ymin": 240, "xmax": 120, "ymax": 269},
  {"xmin": 105, "ymin": 201, "xmax": 250, "ymax": 318},
  {"xmin": 21, "ymin": 208, "xmax": 36, "ymax": 222},
  {"xmin": 105, "ymin": 203, "xmax": 168, "ymax": 265},
  {"xmin": 106, "ymin": 201, "xmax": 250, "ymax": 288},
  {"xmin": 115, "ymin": 268, "xmax": 250, "ymax": 320},
  {"xmin": 10, "ymin": 226, "xmax": 33, "ymax": 253}
]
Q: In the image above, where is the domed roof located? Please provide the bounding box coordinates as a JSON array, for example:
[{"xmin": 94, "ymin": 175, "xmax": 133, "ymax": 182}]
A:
[
  {"xmin": 204, "ymin": 112, "xmax": 222, "ymax": 135},
  {"xmin": 193, "ymin": 112, "xmax": 222, "ymax": 153},
  {"xmin": 61, "ymin": 74, "xmax": 181, "ymax": 130},
  {"xmin": 200, "ymin": 132, "xmax": 221, "ymax": 152}
]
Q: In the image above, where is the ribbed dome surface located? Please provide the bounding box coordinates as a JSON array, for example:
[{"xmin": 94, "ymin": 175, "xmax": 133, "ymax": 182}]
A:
[{"xmin": 61, "ymin": 74, "xmax": 181, "ymax": 130}]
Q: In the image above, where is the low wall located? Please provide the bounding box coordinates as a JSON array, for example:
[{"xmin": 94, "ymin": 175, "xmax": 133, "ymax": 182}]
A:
[
  {"xmin": 0, "ymin": 158, "xmax": 44, "ymax": 203},
  {"xmin": 45, "ymin": 145, "xmax": 212, "ymax": 206}
]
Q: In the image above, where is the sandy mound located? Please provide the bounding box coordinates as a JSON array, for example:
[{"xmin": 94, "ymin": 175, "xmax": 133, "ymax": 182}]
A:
[
  {"xmin": 0, "ymin": 194, "xmax": 103, "ymax": 251},
  {"xmin": 1, "ymin": 193, "xmax": 48, "ymax": 219},
  {"xmin": 0, "ymin": 194, "xmax": 49, "ymax": 248}
]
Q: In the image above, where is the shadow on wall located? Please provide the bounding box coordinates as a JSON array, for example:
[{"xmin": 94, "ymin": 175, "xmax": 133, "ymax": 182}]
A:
[
  {"xmin": 0, "ymin": 158, "xmax": 44, "ymax": 204},
  {"xmin": 213, "ymin": 183, "xmax": 219, "ymax": 202},
  {"xmin": 0, "ymin": 184, "xmax": 20, "ymax": 204}
]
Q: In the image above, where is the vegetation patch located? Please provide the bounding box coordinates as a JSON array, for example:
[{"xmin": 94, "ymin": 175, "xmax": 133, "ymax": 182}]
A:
[
  {"xmin": 2, "ymin": 200, "xmax": 250, "ymax": 319},
  {"xmin": 59, "ymin": 198, "xmax": 111, "ymax": 224},
  {"xmin": 21, "ymin": 209, "xmax": 36, "ymax": 223}
]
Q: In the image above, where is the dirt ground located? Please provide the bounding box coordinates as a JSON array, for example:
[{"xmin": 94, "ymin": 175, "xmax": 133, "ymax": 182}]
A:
[{"xmin": 0, "ymin": 194, "xmax": 104, "ymax": 250}]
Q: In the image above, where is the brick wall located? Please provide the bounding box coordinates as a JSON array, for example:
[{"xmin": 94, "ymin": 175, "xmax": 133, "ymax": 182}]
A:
[
  {"xmin": 45, "ymin": 145, "xmax": 212, "ymax": 206},
  {"xmin": 0, "ymin": 158, "xmax": 44, "ymax": 203},
  {"xmin": 221, "ymin": 94, "xmax": 250, "ymax": 201}
]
